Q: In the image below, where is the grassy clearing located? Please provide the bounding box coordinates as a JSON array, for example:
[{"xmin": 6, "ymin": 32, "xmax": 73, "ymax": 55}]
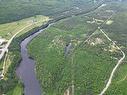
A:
[
  {"xmin": 0, "ymin": 15, "xmax": 49, "ymax": 95},
  {"xmin": 0, "ymin": 15, "xmax": 49, "ymax": 39}
]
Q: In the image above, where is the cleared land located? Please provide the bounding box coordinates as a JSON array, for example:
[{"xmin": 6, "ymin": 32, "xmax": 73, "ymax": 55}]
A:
[{"xmin": 0, "ymin": 15, "xmax": 49, "ymax": 39}]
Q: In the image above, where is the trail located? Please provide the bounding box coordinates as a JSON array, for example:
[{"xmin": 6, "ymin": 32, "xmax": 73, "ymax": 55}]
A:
[{"xmin": 98, "ymin": 28, "xmax": 126, "ymax": 95}]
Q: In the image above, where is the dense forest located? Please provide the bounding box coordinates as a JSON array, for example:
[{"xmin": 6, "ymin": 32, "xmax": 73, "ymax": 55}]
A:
[{"xmin": 0, "ymin": 0, "xmax": 112, "ymax": 24}]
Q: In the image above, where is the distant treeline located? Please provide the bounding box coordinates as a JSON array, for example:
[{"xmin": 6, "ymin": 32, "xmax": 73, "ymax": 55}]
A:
[{"xmin": 0, "ymin": 0, "xmax": 106, "ymax": 24}]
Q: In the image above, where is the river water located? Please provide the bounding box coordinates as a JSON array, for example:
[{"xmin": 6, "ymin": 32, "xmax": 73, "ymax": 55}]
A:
[{"xmin": 16, "ymin": 26, "xmax": 50, "ymax": 95}]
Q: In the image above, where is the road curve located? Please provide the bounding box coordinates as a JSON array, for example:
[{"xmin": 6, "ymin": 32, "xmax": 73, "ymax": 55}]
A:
[{"xmin": 99, "ymin": 28, "xmax": 126, "ymax": 95}]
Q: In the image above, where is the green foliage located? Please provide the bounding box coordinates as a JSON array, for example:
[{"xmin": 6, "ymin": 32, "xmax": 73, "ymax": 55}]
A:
[
  {"xmin": 7, "ymin": 84, "xmax": 23, "ymax": 95},
  {"xmin": 28, "ymin": 14, "xmax": 118, "ymax": 94},
  {"xmin": 0, "ymin": 0, "xmax": 103, "ymax": 24},
  {"xmin": 102, "ymin": 7, "xmax": 127, "ymax": 95},
  {"xmin": 1, "ymin": 0, "xmax": 127, "ymax": 94}
]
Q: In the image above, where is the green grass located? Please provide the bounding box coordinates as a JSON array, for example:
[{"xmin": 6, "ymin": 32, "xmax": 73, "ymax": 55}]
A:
[
  {"xmin": 0, "ymin": 15, "xmax": 49, "ymax": 39},
  {"xmin": 7, "ymin": 84, "xmax": 23, "ymax": 95}
]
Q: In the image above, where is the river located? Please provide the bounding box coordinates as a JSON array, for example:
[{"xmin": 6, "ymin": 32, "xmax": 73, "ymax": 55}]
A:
[
  {"xmin": 16, "ymin": 26, "xmax": 50, "ymax": 95},
  {"xmin": 15, "ymin": 1, "xmax": 105, "ymax": 95}
]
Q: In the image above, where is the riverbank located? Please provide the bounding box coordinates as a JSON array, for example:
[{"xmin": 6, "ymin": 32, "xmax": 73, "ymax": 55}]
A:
[
  {"xmin": 27, "ymin": 1, "xmax": 127, "ymax": 95},
  {"xmin": 0, "ymin": 1, "xmax": 106, "ymax": 94},
  {"xmin": 27, "ymin": 13, "xmax": 118, "ymax": 94},
  {"xmin": 0, "ymin": 16, "xmax": 49, "ymax": 95}
]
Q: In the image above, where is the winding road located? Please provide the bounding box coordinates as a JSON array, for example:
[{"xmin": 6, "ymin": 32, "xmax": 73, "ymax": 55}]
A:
[
  {"xmin": 99, "ymin": 28, "xmax": 125, "ymax": 95},
  {"xmin": 79, "ymin": 26, "xmax": 125, "ymax": 95},
  {"xmin": 70, "ymin": 11, "xmax": 125, "ymax": 95}
]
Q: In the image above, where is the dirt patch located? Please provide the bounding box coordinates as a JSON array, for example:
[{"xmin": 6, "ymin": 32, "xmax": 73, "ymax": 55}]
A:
[
  {"xmin": 88, "ymin": 37, "xmax": 104, "ymax": 46},
  {"xmin": 106, "ymin": 20, "xmax": 114, "ymax": 25},
  {"xmin": 64, "ymin": 88, "xmax": 70, "ymax": 95}
]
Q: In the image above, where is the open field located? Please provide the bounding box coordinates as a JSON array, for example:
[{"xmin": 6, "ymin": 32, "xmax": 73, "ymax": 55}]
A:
[{"xmin": 0, "ymin": 15, "xmax": 49, "ymax": 39}]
